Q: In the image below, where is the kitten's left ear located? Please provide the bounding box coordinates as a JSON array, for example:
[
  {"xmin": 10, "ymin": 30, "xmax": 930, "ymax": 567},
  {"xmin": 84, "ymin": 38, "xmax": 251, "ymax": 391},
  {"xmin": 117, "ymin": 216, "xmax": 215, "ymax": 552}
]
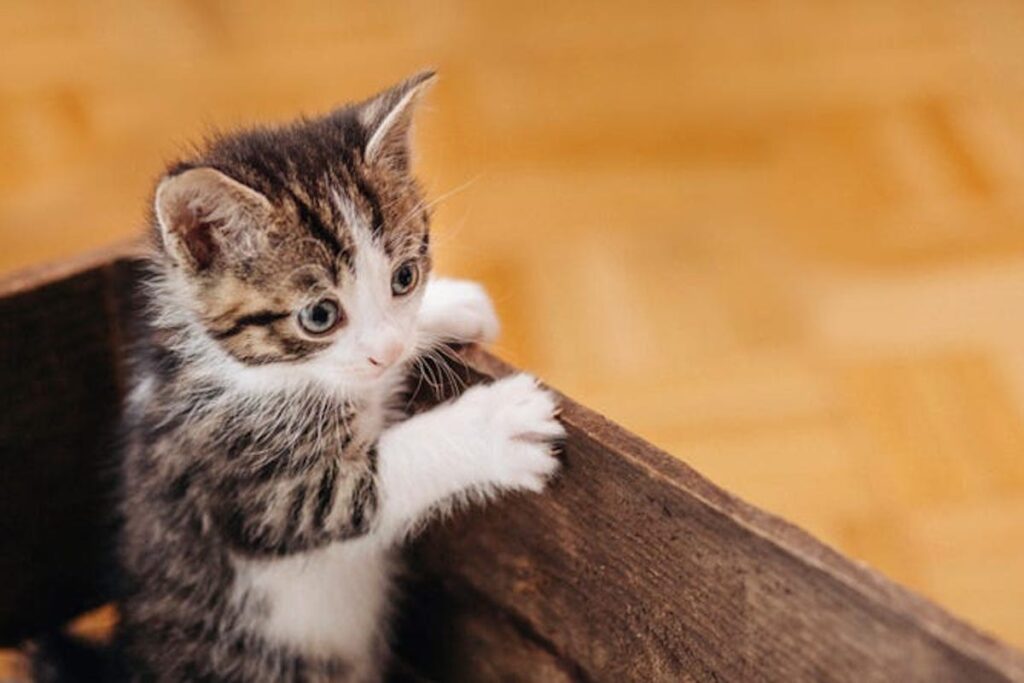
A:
[{"xmin": 357, "ymin": 70, "xmax": 437, "ymax": 171}]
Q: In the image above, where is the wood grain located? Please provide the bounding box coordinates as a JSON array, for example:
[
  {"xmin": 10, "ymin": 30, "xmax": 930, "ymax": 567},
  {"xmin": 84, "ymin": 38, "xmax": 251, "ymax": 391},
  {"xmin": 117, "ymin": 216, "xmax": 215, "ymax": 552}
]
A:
[
  {"xmin": 2, "ymin": 245, "xmax": 1022, "ymax": 681},
  {"xmin": 399, "ymin": 348, "xmax": 1024, "ymax": 682}
]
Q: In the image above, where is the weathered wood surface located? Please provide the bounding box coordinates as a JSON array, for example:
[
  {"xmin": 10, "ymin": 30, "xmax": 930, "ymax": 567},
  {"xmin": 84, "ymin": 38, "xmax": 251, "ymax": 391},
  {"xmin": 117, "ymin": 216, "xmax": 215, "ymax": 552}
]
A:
[
  {"xmin": 1, "ymin": 244, "xmax": 1023, "ymax": 681},
  {"xmin": 394, "ymin": 349, "xmax": 1024, "ymax": 682}
]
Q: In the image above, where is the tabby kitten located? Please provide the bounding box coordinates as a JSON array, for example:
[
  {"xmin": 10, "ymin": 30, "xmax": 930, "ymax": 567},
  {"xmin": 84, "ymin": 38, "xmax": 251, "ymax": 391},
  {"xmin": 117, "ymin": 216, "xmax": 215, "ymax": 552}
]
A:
[{"xmin": 116, "ymin": 71, "xmax": 563, "ymax": 682}]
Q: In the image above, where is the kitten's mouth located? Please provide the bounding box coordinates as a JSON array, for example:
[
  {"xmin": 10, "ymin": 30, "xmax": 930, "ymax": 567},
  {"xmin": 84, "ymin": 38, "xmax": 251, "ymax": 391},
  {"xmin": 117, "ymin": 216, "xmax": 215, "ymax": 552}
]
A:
[
  {"xmin": 339, "ymin": 364, "xmax": 392, "ymax": 384},
  {"xmin": 364, "ymin": 365, "xmax": 389, "ymax": 379}
]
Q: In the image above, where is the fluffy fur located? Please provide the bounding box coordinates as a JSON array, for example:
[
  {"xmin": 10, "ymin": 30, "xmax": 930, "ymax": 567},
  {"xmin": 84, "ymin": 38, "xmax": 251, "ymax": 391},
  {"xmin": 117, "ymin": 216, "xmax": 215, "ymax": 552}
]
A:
[{"xmin": 106, "ymin": 72, "xmax": 563, "ymax": 682}]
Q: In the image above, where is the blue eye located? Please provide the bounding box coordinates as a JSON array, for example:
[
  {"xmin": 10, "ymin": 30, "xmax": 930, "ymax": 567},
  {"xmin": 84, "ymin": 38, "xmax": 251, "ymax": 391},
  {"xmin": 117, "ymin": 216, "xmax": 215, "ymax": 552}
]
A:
[
  {"xmin": 391, "ymin": 261, "xmax": 419, "ymax": 296},
  {"xmin": 298, "ymin": 298, "xmax": 342, "ymax": 335}
]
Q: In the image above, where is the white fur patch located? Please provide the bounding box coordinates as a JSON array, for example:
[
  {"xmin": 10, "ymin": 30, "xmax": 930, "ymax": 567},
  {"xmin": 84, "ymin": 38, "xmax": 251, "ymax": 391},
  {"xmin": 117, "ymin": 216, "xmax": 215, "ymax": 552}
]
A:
[
  {"xmin": 232, "ymin": 537, "xmax": 393, "ymax": 668},
  {"xmin": 418, "ymin": 277, "xmax": 500, "ymax": 345},
  {"xmin": 374, "ymin": 373, "xmax": 563, "ymax": 541}
]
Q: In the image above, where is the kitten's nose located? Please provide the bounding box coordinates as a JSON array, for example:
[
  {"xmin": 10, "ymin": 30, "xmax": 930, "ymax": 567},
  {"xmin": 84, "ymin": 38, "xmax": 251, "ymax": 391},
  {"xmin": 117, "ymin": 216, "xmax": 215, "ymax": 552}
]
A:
[{"xmin": 367, "ymin": 340, "xmax": 404, "ymax": 369}]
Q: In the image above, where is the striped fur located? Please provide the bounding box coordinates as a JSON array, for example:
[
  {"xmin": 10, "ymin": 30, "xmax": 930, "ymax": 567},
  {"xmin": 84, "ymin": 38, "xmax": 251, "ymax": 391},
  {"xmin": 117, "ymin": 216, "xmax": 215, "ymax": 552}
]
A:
[{"xmin": 113, "ymin": 71, "xmax": 564, "ymax": 683}]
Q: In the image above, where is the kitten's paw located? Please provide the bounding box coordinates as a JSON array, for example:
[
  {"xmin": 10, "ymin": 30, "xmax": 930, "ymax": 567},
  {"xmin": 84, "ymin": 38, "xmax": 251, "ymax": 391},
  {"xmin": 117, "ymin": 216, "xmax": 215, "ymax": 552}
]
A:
[
  {"xmin": 418, "ymin": 278, "xmax": 500, "ymax": 344},
  {"xmin": 460, "ymin": 373, "xmax": 565, "ymax": 492}
]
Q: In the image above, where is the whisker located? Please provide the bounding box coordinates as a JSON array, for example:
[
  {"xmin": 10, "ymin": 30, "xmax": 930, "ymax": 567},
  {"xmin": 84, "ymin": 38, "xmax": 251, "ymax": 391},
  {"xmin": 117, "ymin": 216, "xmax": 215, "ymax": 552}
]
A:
[
  {"xmin": 395, "ymin": 175, "xmax": 482, "ymax": 233},
  {"xmin": 411, "ymin": 355, "xmax": 436, "ymax": 393},
  {"xmin": 406, "ymin": 357, "xmax": 429, "ymax": 409},
  {"xmin": 426, "ymin": 346, "xmax": 468, "ymax": 394}
]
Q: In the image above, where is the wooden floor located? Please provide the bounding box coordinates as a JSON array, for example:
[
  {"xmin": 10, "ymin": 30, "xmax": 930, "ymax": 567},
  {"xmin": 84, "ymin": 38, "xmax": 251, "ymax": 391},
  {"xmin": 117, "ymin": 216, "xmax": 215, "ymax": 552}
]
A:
[{"xmin": 2, "ymin": 0, "xmax": 1024, "ymax": 658}]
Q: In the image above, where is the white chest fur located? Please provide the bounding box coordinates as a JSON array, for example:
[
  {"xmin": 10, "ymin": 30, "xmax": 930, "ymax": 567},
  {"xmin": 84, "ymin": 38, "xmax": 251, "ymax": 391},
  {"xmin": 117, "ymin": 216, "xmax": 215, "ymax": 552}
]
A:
[
  {"xmin": 227, "ymin": 367, "xmax": 407, "ymax": 668},
  {"xmin": 231, "ymin": 537, "xmax": 394, "ymax": 667}
]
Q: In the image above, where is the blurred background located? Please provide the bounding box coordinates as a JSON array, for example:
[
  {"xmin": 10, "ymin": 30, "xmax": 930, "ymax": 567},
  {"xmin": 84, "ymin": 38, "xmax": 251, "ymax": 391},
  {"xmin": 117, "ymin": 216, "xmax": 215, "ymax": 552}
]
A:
[{"xmin": 2, "ymin": 0, "xmax": 1023, "ymax": 649}]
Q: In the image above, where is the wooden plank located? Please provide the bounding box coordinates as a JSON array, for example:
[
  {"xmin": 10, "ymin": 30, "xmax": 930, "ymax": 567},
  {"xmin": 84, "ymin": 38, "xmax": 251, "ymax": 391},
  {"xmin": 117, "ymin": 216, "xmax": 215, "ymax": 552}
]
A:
[
  {"xmin": 392, "ymin": 573, "xmax": 578, "ymax": 683},
  {"xmin": 1, "ymin": 246, "xmax": 1023, "ymax": 681},
  {"xmin": 0, "ymin": 241, "xmax": 143, "ymax": 644},
  {"xmin": 0, "ymin": 247, "xmax": 133, "ymax": 643},
  {"xmin": 400, "ymin": 348, "xmax": 1024, "ymax": 682}
]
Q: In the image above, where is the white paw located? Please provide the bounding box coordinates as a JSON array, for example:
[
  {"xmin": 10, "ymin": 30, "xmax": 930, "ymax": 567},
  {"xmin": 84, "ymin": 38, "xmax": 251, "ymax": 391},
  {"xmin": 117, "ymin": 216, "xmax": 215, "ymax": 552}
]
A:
[
  {"xmin": 455, "ymin": 374, "xmax": 565, "ymax": 493},
  {"xmin": 418, "ymin": 278, "xmax": 500, "ymax": 344}
]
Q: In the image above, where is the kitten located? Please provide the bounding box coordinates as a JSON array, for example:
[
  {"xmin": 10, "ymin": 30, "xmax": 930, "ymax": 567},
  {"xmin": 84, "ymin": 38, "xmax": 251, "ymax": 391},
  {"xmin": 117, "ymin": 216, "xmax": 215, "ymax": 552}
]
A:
[{"xmin": 114, "ymin": 71, "xmax": 563, "ymax": 682}]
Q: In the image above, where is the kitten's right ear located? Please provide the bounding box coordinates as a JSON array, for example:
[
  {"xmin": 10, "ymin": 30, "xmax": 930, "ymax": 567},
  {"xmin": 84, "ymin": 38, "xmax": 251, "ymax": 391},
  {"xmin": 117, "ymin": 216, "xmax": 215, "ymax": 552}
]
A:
[
  {"xmin": 154, "ymin": 167, "xmax": 272, "ymax": 271},
  {"xmin": 357, "ymin": 70, "xmax": 437, "ymax": 171}
]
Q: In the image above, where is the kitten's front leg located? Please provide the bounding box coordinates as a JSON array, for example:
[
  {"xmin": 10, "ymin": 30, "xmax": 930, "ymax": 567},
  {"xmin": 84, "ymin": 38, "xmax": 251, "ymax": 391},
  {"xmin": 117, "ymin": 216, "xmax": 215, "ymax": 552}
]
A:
[
  {"xmin": 417, "ymin": 277, "xmax": 500, "ymax": 345},
  {"xmin": 374, "ymin": 374, "xmax": 563, "ymax": 542}
]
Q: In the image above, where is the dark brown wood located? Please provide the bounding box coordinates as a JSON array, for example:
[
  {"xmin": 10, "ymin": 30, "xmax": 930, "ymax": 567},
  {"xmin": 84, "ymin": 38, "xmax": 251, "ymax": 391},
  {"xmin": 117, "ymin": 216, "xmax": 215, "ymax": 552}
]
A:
[
  {"xmin": 399, "ymin": 348, "xmax": 1024, "ymax": 682},
  {"xmin": 0, "ymin": 241, "xmax": 142, "ymax": 643},
  {"xmin": 392, "ymin": 572, "xmax": 578, "ymax": 683},
  {"xmin": 1, "ymin": 244, "xmax": 1023, "ymax": 682}
]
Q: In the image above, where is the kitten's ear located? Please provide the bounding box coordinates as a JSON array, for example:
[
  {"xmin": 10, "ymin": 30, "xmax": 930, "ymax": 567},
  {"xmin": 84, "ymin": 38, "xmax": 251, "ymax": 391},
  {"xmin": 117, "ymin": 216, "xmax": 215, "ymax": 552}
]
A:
[
  {"xmin": 357, "ymin": 70, "xmax": 437, "ymax": 171},
  {"xmin": 154, "ymin": 167, "xmax": 273, "ymax": 271}
]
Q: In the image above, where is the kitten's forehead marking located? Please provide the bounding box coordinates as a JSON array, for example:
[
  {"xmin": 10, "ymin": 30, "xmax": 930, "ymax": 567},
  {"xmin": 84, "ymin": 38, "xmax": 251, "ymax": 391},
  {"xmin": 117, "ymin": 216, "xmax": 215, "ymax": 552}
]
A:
[
  {"xmin": 331, "ymin": 186, "xmax": 365, "ymax": 274},
  {"xmin": 333, "ymin": 185, "xmax": 391, "ymax": 293},
  {"xmin": 331, "ymin": 187, "xmax": 365, "ymax": 234}
]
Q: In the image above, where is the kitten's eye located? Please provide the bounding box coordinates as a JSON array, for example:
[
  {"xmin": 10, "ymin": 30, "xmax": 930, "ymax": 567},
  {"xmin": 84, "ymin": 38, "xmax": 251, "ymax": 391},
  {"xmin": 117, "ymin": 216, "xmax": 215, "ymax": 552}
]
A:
[
  {"xmin": 391, "ymin": 261, "xmax": 419, "ymax": 296},
  {"xmin": 298, "ymin": 298, "xmax": 342, "ymax": 335}
]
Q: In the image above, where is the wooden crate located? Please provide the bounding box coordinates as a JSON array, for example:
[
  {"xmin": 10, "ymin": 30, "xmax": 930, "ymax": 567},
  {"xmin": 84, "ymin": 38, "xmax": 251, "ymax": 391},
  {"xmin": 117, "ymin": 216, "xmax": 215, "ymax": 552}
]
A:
[{"xmin": 1, "ymin": 244, "xmax": 1023, "ymax": 682}]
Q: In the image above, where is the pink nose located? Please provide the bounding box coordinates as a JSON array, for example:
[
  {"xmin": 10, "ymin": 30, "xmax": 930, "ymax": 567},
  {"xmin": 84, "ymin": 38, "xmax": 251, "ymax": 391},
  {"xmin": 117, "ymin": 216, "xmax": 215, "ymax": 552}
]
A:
[{"xmin": 367, "ymin": 340, "xmax": 404, "ymax": 368}]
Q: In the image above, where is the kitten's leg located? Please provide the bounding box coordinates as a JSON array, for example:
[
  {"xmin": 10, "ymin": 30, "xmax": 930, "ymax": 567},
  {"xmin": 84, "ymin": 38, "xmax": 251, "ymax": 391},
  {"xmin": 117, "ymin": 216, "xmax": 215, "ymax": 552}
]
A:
[
  {"xmin": 417, "ymin": 277, "xmax": 500, "ymax": 344},
  {"xmin": 374, "ymin": 373, "xmax": 563, "ymax": 542}
]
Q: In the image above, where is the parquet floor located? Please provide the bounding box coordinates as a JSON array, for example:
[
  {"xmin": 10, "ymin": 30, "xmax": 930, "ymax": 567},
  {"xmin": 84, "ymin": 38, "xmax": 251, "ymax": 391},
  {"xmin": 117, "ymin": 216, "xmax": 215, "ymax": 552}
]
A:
[{"xmin": 2, "ymin": 0, "xmax": 1024, "ymax": 662}]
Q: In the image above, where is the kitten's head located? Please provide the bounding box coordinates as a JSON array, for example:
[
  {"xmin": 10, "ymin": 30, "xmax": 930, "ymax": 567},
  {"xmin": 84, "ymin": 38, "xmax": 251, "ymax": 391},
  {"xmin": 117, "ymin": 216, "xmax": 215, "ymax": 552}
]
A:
[{"xmin": 152, "ymin": 71, "xmax": 436, "ymax": 391}]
